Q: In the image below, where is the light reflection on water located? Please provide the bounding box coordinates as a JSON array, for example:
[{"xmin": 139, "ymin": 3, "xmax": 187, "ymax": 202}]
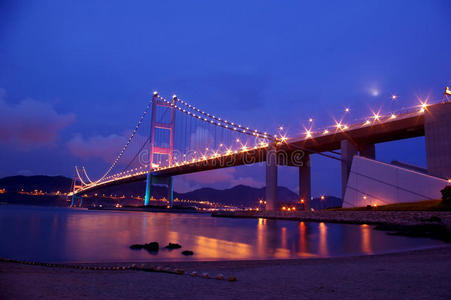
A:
[{"xmin": 0, "ymin": 205, "xmax": 445, "ymax": 263}]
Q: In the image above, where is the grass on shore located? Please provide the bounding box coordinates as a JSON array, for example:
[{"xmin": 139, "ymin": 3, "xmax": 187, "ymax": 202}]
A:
[{"xmin": 330, "ymin": 200, "xmax": 451, "ymax": 212}]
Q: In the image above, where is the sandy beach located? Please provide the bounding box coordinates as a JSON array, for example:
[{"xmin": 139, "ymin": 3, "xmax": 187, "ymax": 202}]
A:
[{"xmin": 1, "ymin": 246, "xmax": 451, "ymax": 299}]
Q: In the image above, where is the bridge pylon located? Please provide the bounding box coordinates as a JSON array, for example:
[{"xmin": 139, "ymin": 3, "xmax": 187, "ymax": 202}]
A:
[{"xmin": 144, "ymin": 92, "xmax": 176, "ymax": 207}]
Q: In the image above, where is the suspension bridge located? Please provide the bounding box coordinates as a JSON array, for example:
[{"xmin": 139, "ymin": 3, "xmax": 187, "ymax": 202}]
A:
[{"xmin": 70, "ymin": 89, "xmax": 451, "ymax": 210}]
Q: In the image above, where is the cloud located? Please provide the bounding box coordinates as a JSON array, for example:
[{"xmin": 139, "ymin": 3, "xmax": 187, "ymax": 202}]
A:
[
  {"xmin": 66, "ymin": 132, "xmax": 148, "ymax": 166},
  {"xmin": 0, "ymin": 89, "xmax": 75, "ymax": 149},
  {"xmin": 67, "ymin": 134, "xmax": 127, "ymax": 162}
]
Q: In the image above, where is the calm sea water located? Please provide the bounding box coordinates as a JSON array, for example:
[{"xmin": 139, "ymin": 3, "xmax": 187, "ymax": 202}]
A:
[{"xmin": 0, "ymin": 205, "xmax": 445, "ymax": 263}]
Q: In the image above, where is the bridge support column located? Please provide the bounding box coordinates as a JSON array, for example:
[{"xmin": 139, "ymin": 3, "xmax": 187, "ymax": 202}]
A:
[
  {"xmin": 341, "ymin": 139, "xmax": 358, "ymax": 200},
  {"xmin": 425, "ymin": 102, "xmax": 451, "ymax": 179},
  {"xmin": 168, "ymin": 177, "xmax": 174, "ymax": 208},
  {"xmin": 359, "ymin": 143, "xmax": 375, "ymax": 159},
  {"xmin": 299, "ymin": 153, "xmax": 311, "ymax": 211},
  {"xmin": 265, "ymin": 145, "xmax": 278, "ymax": 211},
  {"xmin": 70, "ymin": 195, "xmax": 75, "ymax": 207},
  {"xmin": 144, "ymin": 172, "xmax": 152, "ymax": 206}
]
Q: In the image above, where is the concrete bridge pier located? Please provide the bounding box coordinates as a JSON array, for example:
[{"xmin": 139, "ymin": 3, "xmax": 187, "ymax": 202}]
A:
[
  {"xmin": 341, "ymin": 140, "xmax": 358, "ymax": 200},
  {"xmin": 265, "ymin": 145, "xmax": 278, "ymax": 211},
  {"xmin": 299, "ymin": 153, "xmax": 311, "ymax": 210},
  {"xmin": 144, "ymin": 174, "xmax": 174, "ymax": 207},
  {"xmin": 341, "ymin": 140, "xmax": 377, "ymax": 200},
  {"xmin": 144, "ymin": 172, "xmax": 152, "ymax": 206},
  {"xmin": 167, "ymin": 176, "xmax": 174, "ymax": 207},
  {"xmin": 359, "ymin": 143, "xmax": 376, "ymax": 159},
  {"xmin": 425, "ymin": 102, "xmax": 451, "ymax": 179}
]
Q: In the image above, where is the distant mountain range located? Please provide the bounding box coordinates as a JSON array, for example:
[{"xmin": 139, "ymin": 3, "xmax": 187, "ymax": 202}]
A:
[
  {"xmin": 0, "ymin": 175, "xmax": 312, "ymax": 208},
  {"xmin": 0, "ymin": 175, "xmax": 73, "ymax": 193}
]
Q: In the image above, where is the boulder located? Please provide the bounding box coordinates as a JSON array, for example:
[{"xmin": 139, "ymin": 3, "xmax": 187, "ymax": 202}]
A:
[
  {"xmin": 165, "ymin": 243, "xmax": 182, "ymax": 249},
  {"xmin": 143, "ymin": 242, "xmax": 159, "ymax": 252},
  {"xmin": 130, "ymin": 244, "xmax": 144, "ymax": 250},
  {"xmin": 130, "ymin": 242, "xmax": 159, "ymax": 252}
]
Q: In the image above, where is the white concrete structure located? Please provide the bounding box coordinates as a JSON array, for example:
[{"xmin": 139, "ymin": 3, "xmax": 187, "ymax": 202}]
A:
[{"xmin": 343, "ymin": 156, "xmax": 449, "ymax": 208}]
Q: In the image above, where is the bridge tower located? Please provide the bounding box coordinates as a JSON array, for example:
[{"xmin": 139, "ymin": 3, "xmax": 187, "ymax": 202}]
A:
[
  {"xmin": 144, "ymin": 93, "xmax": 176, "ymax": 207},
  {"xmin": 69, "ymin": 175, "xmax": 83, "ymax": 207}
]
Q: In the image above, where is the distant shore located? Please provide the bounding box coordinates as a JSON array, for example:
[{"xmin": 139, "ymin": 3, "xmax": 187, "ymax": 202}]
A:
[
  {"xmin": 212, "ymin": 210, "xmax": 451, "ymax": 227},
  {"xmin": 1, "ymin": 246, "xmax": 451, "ymax": 299},
  {"xmin": 213, "ymin": 210, "xmax": 451, "ymax": 242},
  {"xmin": 89, "ymin": 206, "xmax": 208, "ymax": 214}
]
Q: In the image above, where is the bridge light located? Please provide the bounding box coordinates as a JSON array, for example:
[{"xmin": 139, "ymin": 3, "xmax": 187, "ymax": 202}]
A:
[
  {"xmin": 345, "ymin": 108, "xmax": 350, "ymax": 112},
  {"xmin": 335, "ymin": 122, "xmax": 343, "ymax": 129},
  {"xmin": 279, "ymin": 126, "xmax": 284, "ymax": 130},
  {"xmin": 323, "ymin": 129, "xmax": 329, "ymax": 135},
  {"xmin": 309, "ymin": 118, "xmax": 313, "ymax": 122},
  {"xmin": 153, "ymin": 91, "xmax": 158, "ymax": 95},
  {"xmin": 419, "ymin": 101, "xmax": 428, "ymax": 113},
  {"xmin": 372, "ymin": 113, "xmax": 380, "ymax": 121},
  {"xmin": 390, "ymin": 113, "xmax": 397, "ymax": 119},
  {"xmin": 305, "ymin": 130, "xmax": 312, "ymax": 138},
  {"xmin": 391, "ymin": 94, "xmax": 397, "ymax": 100}
]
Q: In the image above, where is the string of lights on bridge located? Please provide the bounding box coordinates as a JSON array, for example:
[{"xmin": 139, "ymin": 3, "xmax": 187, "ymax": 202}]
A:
[
  {"xmin": 75, "ymin": 94, "xmax": 434, "ymax": 192},
  {"xmin": 298, "ymin": 99, "xmax": 430, "ymax": 141},
  {"xmin": 155, "ymin": 92, "xmax": 274, "ymax": 140}
]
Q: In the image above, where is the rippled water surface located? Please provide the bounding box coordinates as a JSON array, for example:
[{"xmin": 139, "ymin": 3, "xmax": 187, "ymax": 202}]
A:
[{"xmin": 0, "ymin": 205, "xmax": 445, "ymax": 262}]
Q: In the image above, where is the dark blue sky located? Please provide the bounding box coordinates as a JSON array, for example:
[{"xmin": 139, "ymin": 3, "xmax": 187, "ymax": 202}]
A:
[{"xmin": 0, "ymin": 1, "xmax": 450, "ymax": 196}]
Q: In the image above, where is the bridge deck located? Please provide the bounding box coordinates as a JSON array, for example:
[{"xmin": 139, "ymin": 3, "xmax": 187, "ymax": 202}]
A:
[{"xmin": 75, "ymin": 104, "xmax": 432, "ymax": 195}]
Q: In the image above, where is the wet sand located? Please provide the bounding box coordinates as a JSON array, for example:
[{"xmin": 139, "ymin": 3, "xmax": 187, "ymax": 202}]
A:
[{"xmin": 1, "ymin": 246, "xmax": 451, "ymax": 299}]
